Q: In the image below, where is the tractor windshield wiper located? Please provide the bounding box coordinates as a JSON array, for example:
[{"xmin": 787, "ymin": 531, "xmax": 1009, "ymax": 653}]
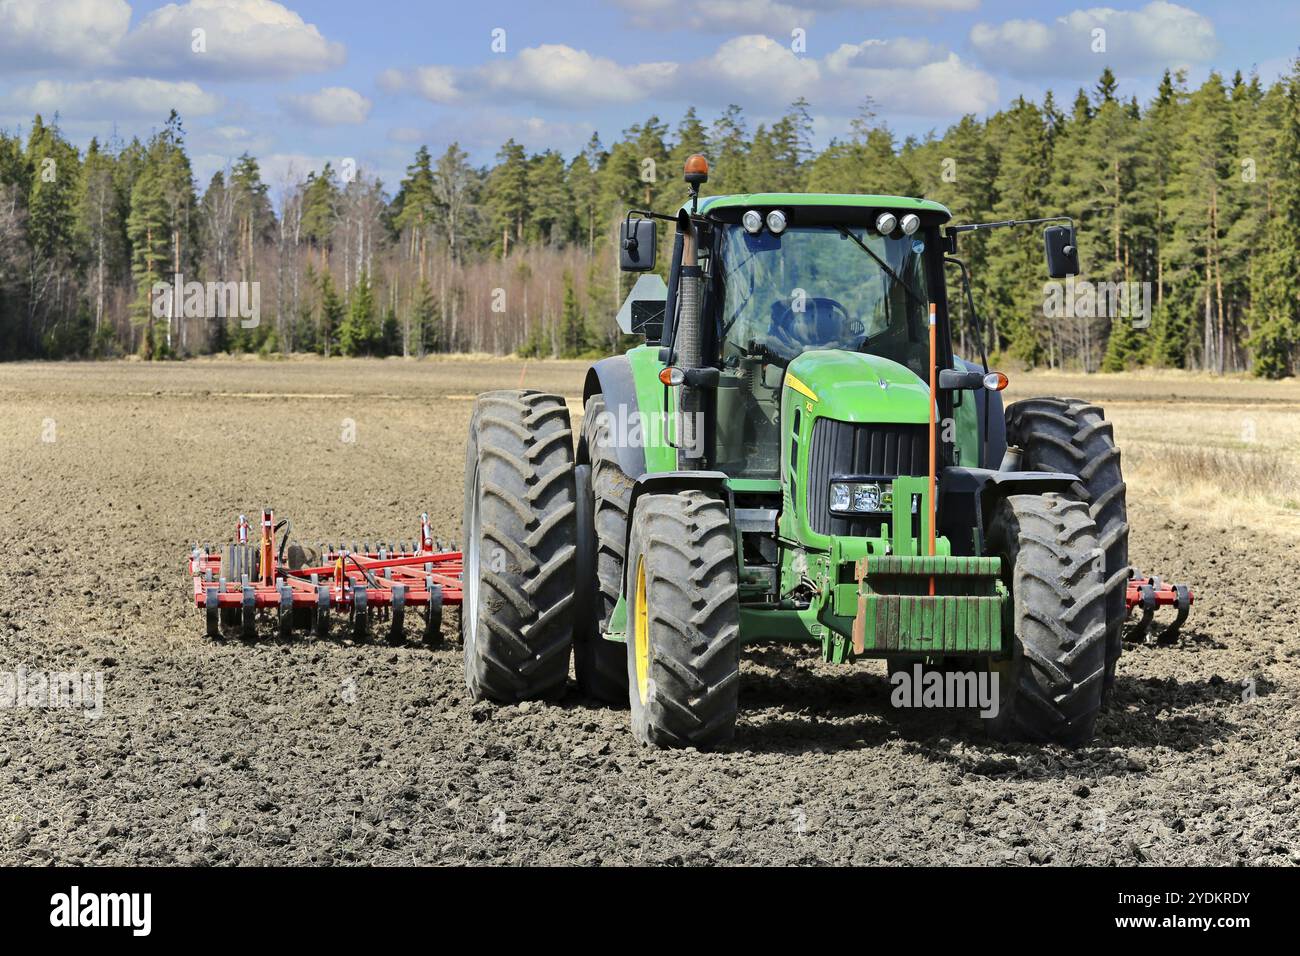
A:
[{"xmin": 835, "ymin": 226, "xmax": 927, "ymax": 311}]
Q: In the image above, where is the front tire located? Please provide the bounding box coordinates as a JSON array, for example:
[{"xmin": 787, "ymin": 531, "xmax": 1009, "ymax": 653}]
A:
[
  {"xmin": 1006, "ymin": 398, "xmax": 1129, "ymax": 699},
  {"xmin": 983, "ymin": 494, "xmax": 1107, "ymax": 747},
  {"xmin": 461, "ymin": 390, "xmax": 577, "ymax": 702},
  {"xmin": 625, "ymin": 490, "xmax": 740, "ymax": 748}
]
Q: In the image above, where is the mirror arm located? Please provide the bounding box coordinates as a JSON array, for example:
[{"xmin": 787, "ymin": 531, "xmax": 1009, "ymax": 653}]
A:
[
  {"xmin": 626, "ymin": 209, "xmax": 681, "ymax": 224},
  {"xmin": 948, "ymin": 215, "xmax": 1074, "ymax": 236}
]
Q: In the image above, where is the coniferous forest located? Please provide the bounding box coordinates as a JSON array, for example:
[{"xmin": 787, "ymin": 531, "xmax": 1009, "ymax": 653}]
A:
[{"xmin": 1, "ymin": 63, "xmax": 1298, "ymax": 377}]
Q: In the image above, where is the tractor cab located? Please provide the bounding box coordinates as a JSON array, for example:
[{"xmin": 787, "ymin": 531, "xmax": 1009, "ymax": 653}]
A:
[{"xmin": 699, "ymin": 195, "xmax": 943, "ymax": 480}]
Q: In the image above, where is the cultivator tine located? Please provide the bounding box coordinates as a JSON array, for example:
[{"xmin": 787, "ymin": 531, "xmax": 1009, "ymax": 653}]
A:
[
  {"xmin": 425, "ymin": 581, "xmax": 444, "ymax": 646},
  {"xmin": 1158, "ymin": 584, "xmax": 1192, "ymax": 645},
  {"xmin": 389, "ymin": 585, "xmax": 406, "ymax": 643},
  {"xmin": 1132, "ymin": 583, "xmax": 1157, "ymax": 643}
]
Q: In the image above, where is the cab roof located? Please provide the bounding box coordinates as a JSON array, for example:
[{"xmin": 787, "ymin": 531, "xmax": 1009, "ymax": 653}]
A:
[{"xmin": 695, "ymin": 193, "xmax": 951, "ymax": 222}]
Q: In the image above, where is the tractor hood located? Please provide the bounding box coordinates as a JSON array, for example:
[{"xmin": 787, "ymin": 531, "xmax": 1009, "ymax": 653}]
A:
[{"xmin": 784, "ymin": 349, "xmax": 931, "ymax": 424}]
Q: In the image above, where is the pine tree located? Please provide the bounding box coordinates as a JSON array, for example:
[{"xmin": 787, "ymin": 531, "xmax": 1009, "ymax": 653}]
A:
[
  {"xmin": 486, "ymin": 139, "xmax": 528, "ymax": 258},
  {"xmin": 527, "ymin": 150, "xmax": 570, "ymax": 244},
  {"xmin": 1246, "ymin": 61, "xmax": 1300, "ymax": 377},
  {"xmin": 393, "ymin": 145, "xmax": 437, "ymax": 265},
  {"xmin": 301, "ymin": 163, "xmax": 340, "ymax": 253}
]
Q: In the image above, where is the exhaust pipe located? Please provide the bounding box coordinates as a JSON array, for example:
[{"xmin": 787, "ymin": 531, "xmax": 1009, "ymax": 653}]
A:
[{"xmin": 675, "ymin": 209, "xmax": 703, "ymax": 470}]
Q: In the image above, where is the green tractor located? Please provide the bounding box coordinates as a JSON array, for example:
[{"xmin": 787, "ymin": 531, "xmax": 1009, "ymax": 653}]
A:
[{"xmin": 461, "ymin": 154, "xmax": 1132, "ymax": 748}]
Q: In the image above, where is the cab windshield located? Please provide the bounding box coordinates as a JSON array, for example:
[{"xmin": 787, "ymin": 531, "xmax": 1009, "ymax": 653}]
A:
[
  {"xmin": 716, "ymin": 223, "xmax": 931, "ymax": 380},
  {"xmin": 709, "ymin": 221, "xmax": 932, "ymax": 478}
]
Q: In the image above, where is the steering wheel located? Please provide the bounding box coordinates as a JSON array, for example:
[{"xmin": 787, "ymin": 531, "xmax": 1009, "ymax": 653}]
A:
[{"xmin": 769, "ymin": 296, "xmax": 855, "ymax": 356}]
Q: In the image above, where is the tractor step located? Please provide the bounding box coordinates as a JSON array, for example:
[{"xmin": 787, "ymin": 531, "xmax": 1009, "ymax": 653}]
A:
[
  {"xmin": 1124, "ymin": 568, "xmax": 1193, "ymax": 645},
  {"xmin": 189, "ymin": 509, "xmax": 461, "ymax": 644}
]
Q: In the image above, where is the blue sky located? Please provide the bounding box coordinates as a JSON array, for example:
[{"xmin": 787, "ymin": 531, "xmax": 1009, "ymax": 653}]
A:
[{"xmin": 1, "ymin": 0, "xmax": 1296, "ymax": 196}]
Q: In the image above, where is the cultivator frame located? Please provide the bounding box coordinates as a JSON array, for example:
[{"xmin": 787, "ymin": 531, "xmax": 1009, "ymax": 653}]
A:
[
  {"xmin": 1125, "ymin": 569, "xmax": 1193, "ymax": 645},
  {"xmin": 188, "ymin": 509, "xmax": 462, "ymax": 643}
]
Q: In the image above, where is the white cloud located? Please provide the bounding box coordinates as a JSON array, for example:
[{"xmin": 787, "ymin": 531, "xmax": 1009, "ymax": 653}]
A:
[
  {"xmin": 283, "ymin": 86, "xmax": 372, "ymax": 125},
  {"xmin": 382, "ymin": 45, "xmax": 678, "ymax": 108},
  {"xmin": 825, "ymin": 43, "xmax": 998, "ymax": 115},
  {"xmin": 609, "ymin": 0, "xmax": 978, "ymax": 33},
  {"xmin": 697, "ymin": 34, "xmax": 821, "ymax": 95},
  {"xmin": 120, "ymin": 0, "xmax": 345, "ymax": 79},
  {"xmin": 0, "ymin": 0, "xmax": 346, "ymax": 82},
  {"xmin": 384, "ymin": 35, "xmax": 997, "ymax": 119},
  {"xmin": 0, "ymin": 0, "xmax": 131, "ymax": 70},
  {"xmin": 379, "ymin": 66, "xmax": 459, "ymax": 102},
  {"xmin": 2, "ymin": 78, "xmax": 221, "ymax": 120},
  {"xmin": 389, "ymin": 114, "xmax": 596, "ymax": 156},
  {"xmin": 969, "ymin": 2, "xmax": 1218, "ymax": 79}
]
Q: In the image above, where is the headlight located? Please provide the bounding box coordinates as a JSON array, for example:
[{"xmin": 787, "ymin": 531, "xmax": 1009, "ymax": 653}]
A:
[
  {"xmin": 852, "ymin": 484, "xmax": 882, "ymax": 512},
  {"xmin": 742, "ymin": 209, "xmax": 763, "ymax": 234},
  {"xmin": 830, "ymin": 482, "xmax": 853, "ymax": 513},
  {"xmin": 765, "ymin": 210, "xmax": 788, "ymax": 234},
  {"xmin": 829, "ymin": 480, "xmax": 894, "ymax": 514},
  {"xmin": 874, "ymin": 212, "xmax": 897, "ymax": 235},
  {"xmin": 900, "ymin": 213, "xmax": 921, "ymax": 235}
]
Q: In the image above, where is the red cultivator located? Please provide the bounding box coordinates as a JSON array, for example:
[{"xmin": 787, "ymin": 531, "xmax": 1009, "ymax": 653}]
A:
[
  {"xmin": 188, "ymin": 509, "xmax": 462, "ymax": 642},
  {"xmin": 1124, "ymin": 569, "xmax": 1193, "ymax": 645}
]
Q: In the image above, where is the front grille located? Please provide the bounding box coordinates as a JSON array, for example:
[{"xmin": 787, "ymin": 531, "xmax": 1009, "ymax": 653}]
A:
[{"xmin": 806, "ymin": 419, "xmax": 929, "ymax": 536}]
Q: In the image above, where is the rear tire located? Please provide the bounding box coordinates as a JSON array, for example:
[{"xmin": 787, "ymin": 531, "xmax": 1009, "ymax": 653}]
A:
[
  {"xmin": 625, "ymin": 490, "xmax": 740, "ymax": 748},
  {"xmin": 983, "ymin": 494, "xmax": 1107, "ymax": 747},
  {"xmin": 574, "ymin": 395, "xmax": 633, "ymax": 704},
  {"xmin": 461, "ymin": 390, "xmax": 577, "ymax": 702},
  {"xmin": 1006, "ymin": 397, "xmax": 1128, "ymax": 700}
]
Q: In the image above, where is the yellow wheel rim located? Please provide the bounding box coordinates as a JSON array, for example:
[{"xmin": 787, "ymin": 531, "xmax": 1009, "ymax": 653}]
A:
[{"xmin": 633, "ymin": 556, "xmax": 650, "ymax": 705}]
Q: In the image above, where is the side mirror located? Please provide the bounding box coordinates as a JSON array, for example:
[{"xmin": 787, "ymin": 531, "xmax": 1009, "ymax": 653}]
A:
[
  {"xmin": 1044, "ymin": 224, "xmax": 1079, "ymax": 279},
  {"xmin": 619, "ymin": 217, "xmax": 657, "ymax": 272}
]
